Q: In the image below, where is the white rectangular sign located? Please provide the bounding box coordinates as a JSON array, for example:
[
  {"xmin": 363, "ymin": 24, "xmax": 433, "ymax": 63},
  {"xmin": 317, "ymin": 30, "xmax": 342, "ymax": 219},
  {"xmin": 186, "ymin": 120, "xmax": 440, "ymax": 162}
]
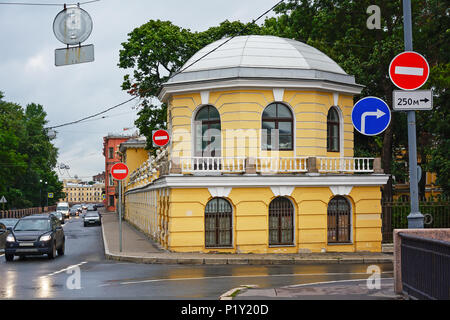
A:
[
  {"xmin": 393, "ymin": 90, "xmax": 433, "ymax": 111},
  {"xmin": 55, "ymin": 44, "xmax": 94, "ymax": 67}
]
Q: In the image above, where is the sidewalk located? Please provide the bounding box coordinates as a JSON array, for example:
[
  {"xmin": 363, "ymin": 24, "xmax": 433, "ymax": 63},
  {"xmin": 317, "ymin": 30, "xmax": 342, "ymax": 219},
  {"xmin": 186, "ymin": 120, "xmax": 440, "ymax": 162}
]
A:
[{"xmin": 101, "ymin": 212, "xmax": 393, "ymax": 266}]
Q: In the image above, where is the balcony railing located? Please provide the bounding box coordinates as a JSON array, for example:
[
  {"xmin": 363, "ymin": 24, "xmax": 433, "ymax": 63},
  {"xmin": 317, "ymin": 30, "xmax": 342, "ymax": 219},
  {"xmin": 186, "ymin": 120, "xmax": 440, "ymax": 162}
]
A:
[
  {"xmin": 256, "ymin": 157, "xmax": 308, "ymax": 173},
  {"xmin": 318, "ymin": 157, "xmax": 374, "ymax": 173},
  {"xmin": 179, "ymin": 157, "xmax": 246, "ymax": 173},
  {"xmin": 126, "ymin": 155, "xmax": 380, "ymax": 189}
]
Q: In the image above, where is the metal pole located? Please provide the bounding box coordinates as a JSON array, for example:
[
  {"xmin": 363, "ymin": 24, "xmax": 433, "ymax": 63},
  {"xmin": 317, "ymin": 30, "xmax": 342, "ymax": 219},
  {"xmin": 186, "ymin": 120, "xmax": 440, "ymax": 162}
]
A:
[
  {"xmin": 403, "ymin": 0, "xmax": 424, "ymax": 228},
  {"xmin": 119, "ymin": 180, "xmax": 122, "ymax": 252}
]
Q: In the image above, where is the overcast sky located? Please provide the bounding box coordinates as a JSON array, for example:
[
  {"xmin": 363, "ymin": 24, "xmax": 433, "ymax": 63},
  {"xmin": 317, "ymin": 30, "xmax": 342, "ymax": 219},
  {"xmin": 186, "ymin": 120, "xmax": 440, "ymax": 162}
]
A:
[{"xmin": 0, "ymin": 0, "xmax": 279, "ymax": 181}]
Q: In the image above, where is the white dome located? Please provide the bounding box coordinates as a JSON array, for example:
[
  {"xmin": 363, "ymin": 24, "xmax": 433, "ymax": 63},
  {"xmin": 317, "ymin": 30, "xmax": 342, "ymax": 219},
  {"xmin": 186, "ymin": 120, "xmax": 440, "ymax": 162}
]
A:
[{"xmin": 182, "ymin": 35, "xmax": 346, "ymax": 74}]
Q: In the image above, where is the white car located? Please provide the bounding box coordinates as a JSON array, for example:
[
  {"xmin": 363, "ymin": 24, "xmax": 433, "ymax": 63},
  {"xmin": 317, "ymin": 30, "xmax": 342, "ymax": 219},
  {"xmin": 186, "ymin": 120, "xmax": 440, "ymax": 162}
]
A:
[{"xmin": 56, "ymin": 202, "xmax": 70, "ymax": 219}]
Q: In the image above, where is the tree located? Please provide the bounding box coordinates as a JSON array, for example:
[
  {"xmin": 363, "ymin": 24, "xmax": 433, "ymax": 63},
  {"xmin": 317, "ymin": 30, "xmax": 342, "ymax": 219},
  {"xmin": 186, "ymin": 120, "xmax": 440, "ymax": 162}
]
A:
[
  {"xmin": 119, "ymin": 20, "xmax": 264, "ymax": 151},
  {"xmin": 265, "ymin": 0, "xmax": 449, "ymax": 197},
  {"xmin": 0, "ymin": 92, "xmax": 64, "ymax": 208}
]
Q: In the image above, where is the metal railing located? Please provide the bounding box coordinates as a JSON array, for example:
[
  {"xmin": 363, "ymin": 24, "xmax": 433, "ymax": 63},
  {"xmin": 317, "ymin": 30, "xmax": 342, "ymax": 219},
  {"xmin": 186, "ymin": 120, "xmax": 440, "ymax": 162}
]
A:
[
  {"xmin": 400, "ymin": 233, "xmax": 450, "ymax": 300},
  {"xmin": 179, "ymin": 157, "xmax": 246, "ymax": 173},
  {"xmin": 256, "ymin": 157, "xmax": 308, "ymax": 173},
  {"xmin": 318, "ymin": 157, "xmax": 374, "ymax": 173},
  {"xmin": 382, "ymin": 197, "xmax": 450, "ymax": 243},
  {"xmin": 0, "ymin": 206, "xmax": 54, "ymax": 219}
]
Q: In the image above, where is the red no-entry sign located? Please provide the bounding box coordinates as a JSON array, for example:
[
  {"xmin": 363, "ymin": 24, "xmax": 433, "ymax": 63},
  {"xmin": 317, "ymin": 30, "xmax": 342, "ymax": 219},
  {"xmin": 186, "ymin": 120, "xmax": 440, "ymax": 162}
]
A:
[
  {"xmin": 389, "ymin": 51, "xmax": 429, "ymax": 91},
  {"xmin": 152, "ymin": 129, "xmax": 170, "ymax": 147},
  {"xmin": 111, "ymin": 162, "xmax": 129, "ymax": 180}
]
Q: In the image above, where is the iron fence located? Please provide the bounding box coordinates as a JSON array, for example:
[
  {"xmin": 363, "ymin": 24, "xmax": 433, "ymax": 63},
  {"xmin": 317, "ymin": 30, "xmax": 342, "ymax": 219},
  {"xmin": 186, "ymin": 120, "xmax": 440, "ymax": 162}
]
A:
[
  {"xmin": 382, "ymin": 197, "xmax": 450, "ymax": 243},
  {"xmin": 400, "ymin": 233, "xmax": 450, "ymax": 300}
]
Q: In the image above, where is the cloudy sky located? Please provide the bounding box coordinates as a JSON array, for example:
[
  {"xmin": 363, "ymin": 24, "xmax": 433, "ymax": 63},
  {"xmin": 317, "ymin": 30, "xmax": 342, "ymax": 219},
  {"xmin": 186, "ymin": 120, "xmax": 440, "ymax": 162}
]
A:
[{"xmin": 0, "ymin": 0, "xmax": 279, "ymax": 181}]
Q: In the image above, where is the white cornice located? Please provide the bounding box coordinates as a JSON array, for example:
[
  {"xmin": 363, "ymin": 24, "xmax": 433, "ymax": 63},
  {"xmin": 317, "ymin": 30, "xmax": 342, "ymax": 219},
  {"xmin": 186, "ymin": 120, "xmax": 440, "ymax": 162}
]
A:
[
  {"xmin": 125, "ymin": 174, "xmax": 389, "ymax": 195},
  {"xmin": 159, "ymin": 78, "xmax": 364, "ymax": 102}
]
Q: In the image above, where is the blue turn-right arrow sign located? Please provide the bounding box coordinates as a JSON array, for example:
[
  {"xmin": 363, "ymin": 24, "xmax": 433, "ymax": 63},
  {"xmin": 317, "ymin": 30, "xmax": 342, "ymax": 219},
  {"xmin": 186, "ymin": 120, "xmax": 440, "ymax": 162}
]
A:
[{"xmin": 352, "ymin": 97, "xmax": 391, "ymax": 136}]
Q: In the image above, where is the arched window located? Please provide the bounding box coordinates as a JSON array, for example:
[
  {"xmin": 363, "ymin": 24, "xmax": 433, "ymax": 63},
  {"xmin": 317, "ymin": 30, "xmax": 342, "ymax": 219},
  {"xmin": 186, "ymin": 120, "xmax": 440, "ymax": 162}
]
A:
[
  {"xmin": 269, "ymin": 197, "xmax": 294, "ymax": 245},
  {"xmin": 262, "ymin": 103, "xmax": 293, "ymax": 151},
  {"xmin": 205, "ymin": 198, "xmax": 232, "ymax": 248},
  {"xmin": 194, "ymin": 105, "xmax": 221, "ymax": 157},
  {"xmin": 327, "ymin": 196, "xmax": 351, "ymax": 243},
  {"xmin": 327, "ymin": 107, "xmax": 340, "ymax": 152}
]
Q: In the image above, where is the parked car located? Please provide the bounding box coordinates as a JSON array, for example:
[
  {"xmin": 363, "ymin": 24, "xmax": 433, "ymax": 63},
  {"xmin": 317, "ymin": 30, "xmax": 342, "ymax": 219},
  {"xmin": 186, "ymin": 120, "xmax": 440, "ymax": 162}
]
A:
[
  {"xmin": 0, "ymin": 222, "xmax": 7, "ymax": 251},
  {"xmin": 0, "ymin": 218, "xmax": 19, "ymax": 230},
  {"xmin": 83, "ymin": 211, "xmax": 101, "ymax": 227},
  {"xmin": 4, "ymin": 214, "xmax": 65, "ymax": 261},
  {"xmin": 49, "ymin": 211, "xmax": 65, "ymax": 225}
]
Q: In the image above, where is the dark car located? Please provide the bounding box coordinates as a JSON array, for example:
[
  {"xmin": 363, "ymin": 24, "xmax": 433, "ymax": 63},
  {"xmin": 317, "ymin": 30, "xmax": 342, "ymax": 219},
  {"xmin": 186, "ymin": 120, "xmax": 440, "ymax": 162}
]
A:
[
  {"xmin": 83, "ymin": 211, "xmax": 101, "ymax": 227},
  {"xmin": 87, "ymin": 204, "xmax": 97, "ymax": 211},
  {"xmin": 49, "ymin": 211, "xmax": 65, "ymax": 225},
  {"xmin": 4, "ymin": 214, "xmax": 65, "ymax": 261},
  {"xmin": 0, "ymin": 218, "xmax": 19, "ymax": 230},
  {"xmin": 69, "ymin": 208, "xmax": 79, "ymax": 217},
  {"xmin": 0, "ymin": 222, "xmax": 7, "ymax": 251},
  {"xmin": 94, "ymin": 203, "xmax": 104, "ymax": 208},
  {"xmin": 72, "ymin": 204, "xmax": 82, "ymax": 214}
]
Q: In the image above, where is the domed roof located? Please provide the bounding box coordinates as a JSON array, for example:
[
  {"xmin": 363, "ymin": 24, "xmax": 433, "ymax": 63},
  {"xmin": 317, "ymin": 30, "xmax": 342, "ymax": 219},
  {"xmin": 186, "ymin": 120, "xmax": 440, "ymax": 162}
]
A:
[
  {"xmin": 160, "ymin": 35, "xmax": 363, "ymax": 101},
  {"xmin": 183, "ymin": 35, "xmax": 346, "ymax": 74},
  {"xmin": 166, "ymin": 35, "xmax": 358, "ymax": 86}
]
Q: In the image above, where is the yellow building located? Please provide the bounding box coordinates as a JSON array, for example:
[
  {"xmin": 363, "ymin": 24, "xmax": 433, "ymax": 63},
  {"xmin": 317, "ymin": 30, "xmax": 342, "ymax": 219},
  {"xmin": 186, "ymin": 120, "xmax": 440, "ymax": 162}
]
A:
[
  {"xmin": 124, "ymin": 35, "xmax": 389, "ymax": 253},
  {"xmin": 63, "ymin": 180, "xmax": 105, "ymax": 204},
  {"xmin": 119, "ymin": 136, "xmax": 150, "ymax": 186}
]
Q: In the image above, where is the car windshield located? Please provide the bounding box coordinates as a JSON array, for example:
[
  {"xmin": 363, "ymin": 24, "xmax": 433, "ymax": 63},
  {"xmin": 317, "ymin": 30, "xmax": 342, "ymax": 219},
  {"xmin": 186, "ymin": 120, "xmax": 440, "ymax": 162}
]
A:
[
  {"xmin": 86, "ymin": 212, "xmax": 98, "ymax": 217},
  {"xmin": 0, "ymin": 219, "xmax": 18, "ymax": 228},
  {"xmin": 57, "ymin": 206, "xmax": 68, "ymax": 211},
  {"xmin": 52, "ymin": 212, "xmax": 62, "ymax": 218},
  {"xmin": 14, "ymin": 219, "xmax": 51, "ymax": 231}
]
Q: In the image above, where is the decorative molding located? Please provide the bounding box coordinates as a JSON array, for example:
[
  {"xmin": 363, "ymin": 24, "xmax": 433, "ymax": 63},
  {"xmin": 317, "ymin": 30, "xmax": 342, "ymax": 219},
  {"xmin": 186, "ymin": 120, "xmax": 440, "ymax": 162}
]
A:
[
  {"xmin": 200, "ymin": 90, "xmax": 210, "ymax": 105},
  {"xmin": 273, "ymin": 88, "xmax": 285, "ymax": 102},
  {"xmin": 125, "ymin": 174, "xmax": 389, "ymax": 195},
  {"xmin": 270, "ymin": 186, "xmax": 295, "ymax": 197},
  {"xmin": 329, "ymin": 185, "xmax": 353, "ymax": 196},
  {"xmin": 333, "ymin": 92, "xmax": 339, "ymax": 106},
  {"xmin": 208, "ymin": 187, "xmax": 232, "ymax": 198}
]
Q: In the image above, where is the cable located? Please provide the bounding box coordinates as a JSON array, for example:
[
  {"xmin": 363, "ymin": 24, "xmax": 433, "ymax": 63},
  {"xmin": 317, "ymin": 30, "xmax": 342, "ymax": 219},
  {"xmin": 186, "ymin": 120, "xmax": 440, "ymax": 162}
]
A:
[
  {"xmin": 47, "ymin": 96, "xmax": 137, "ymax": 129},
  {"xmin": 0, "ymin": 0, "xmax": 99, "ymax": 6},
  {"xmin": 172, "ymin": 0, "xmax": 285, "ymax": 78},
  {"xmin": 45, "ymin": 0, "xmax": 284, "ymax": 130}
]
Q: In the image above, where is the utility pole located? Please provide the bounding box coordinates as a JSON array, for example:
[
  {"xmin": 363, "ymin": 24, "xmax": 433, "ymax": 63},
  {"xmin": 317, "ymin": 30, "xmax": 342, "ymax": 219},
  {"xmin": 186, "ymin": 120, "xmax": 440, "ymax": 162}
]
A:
[{"xmin": 403, "ymin": 0, "xmax": 424, "ymax": 228}]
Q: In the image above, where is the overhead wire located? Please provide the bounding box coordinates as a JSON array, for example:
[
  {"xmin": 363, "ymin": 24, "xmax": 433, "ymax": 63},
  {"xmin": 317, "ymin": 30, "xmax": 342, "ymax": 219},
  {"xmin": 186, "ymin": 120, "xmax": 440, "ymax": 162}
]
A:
[{"xmin": 45, "ymin": 0, "xmax": 285, "ymax": 130}]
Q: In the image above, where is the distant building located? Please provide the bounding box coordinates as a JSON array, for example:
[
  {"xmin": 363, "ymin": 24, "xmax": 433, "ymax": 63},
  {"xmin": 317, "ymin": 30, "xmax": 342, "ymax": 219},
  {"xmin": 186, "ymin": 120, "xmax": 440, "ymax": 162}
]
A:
[
  {"xmin": 62, "ymin": 180, "xmax": 105, "ymax": 204},
  {"xmin": 92, "ymin": 171, "xmax": 105, "ymax": 184},
  {"xmin": 103, "ymin": 134, "xmax": 133, "ymax": 212}
]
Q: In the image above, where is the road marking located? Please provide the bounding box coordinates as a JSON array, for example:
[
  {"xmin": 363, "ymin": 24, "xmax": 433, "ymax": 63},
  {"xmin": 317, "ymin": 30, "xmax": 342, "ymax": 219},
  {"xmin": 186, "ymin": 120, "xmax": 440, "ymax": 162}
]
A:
[
  {"xmin": 285, "ymin": 277, "xmax": 394, "ymax": 288},
  {"xmin": 394, "ymin": 66, "xmax": 424, "ymax": 76},
  {"xmin": 361, "ymin": 109, "xmax": 385, "ymax": 134},
  {"xmin": 45, "ymin": 261, "xmax": 87, "ymax": 277},
  {"xmin": 116, "ymin": 271, "xmax": 394, "ymax": 286}
]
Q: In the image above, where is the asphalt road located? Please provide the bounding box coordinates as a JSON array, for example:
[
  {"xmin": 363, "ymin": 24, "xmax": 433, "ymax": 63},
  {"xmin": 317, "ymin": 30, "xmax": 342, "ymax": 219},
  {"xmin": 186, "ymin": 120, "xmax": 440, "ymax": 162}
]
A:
[{"xmin": 0, "ymin": 216, "xmax": 394, "ymax": 299}]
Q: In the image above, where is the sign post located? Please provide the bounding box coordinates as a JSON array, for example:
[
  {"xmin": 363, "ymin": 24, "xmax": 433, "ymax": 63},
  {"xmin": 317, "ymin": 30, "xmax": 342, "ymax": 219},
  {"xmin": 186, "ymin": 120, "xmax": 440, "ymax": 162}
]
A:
[
  {"xmin": 152, "ymin": 129, "xmax": 170, "ymax": 148},
  {"xmin": 0, "ymin": 196, "xmax": 6, "ymax": 212},
  {"xmin": 398, "ymin": 0, "xmax": 424, "ymax": 228},
  {"xmin": 111, "ymin": 163, "xmax": 129, "ymax": 252},
  {"xmin": 351, "ymin": 97, "xmax": 391, "ymax": 136}
]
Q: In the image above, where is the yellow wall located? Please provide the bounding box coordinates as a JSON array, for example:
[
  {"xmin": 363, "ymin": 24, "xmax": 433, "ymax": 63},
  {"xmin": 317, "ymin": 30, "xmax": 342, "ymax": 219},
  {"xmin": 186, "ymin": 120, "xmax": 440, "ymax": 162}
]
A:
[
  {"xmin": 125, "ymin": 186, "xmax": 382, "ymax": 253},
  {"xmin": 170, "ymin": 89, "xmax": 354, "ymax": 159},
  {"xmin": 124, "ymin": 148, "xmax": 149, "ymax": 186}
]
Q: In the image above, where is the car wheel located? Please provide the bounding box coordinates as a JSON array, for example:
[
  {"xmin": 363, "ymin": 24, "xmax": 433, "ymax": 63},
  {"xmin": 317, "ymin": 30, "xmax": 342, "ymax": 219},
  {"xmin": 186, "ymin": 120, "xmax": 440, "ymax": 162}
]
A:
[
  {"xmin": 57, "ymin": 241, "xmax": 65, "ymax": 256},
  {"xmin": 5, "ymin": 254, "xmax": 14, "ymax": 262},
  {"xmin": 48, "ymin": 242, "xmax": 56, "ymax": 259}
]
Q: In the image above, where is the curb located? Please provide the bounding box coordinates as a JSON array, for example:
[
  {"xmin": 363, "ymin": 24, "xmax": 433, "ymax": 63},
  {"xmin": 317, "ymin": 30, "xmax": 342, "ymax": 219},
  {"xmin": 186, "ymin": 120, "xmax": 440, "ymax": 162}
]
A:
[{"xmin": 101, "ymin": 216, "xmax": 393, "ymax": 266}]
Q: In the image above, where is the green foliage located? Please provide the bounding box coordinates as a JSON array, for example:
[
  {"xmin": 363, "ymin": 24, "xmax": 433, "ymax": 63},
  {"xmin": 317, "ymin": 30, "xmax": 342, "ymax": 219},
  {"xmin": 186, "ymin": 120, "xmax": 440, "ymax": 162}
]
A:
[
  {"xmin": 119, "ymin": 20, "xmax": 264, "ymax": 152},
  {"xmin": 0, "ymin": 92, "xmax": 64, "ymax": 209}
]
